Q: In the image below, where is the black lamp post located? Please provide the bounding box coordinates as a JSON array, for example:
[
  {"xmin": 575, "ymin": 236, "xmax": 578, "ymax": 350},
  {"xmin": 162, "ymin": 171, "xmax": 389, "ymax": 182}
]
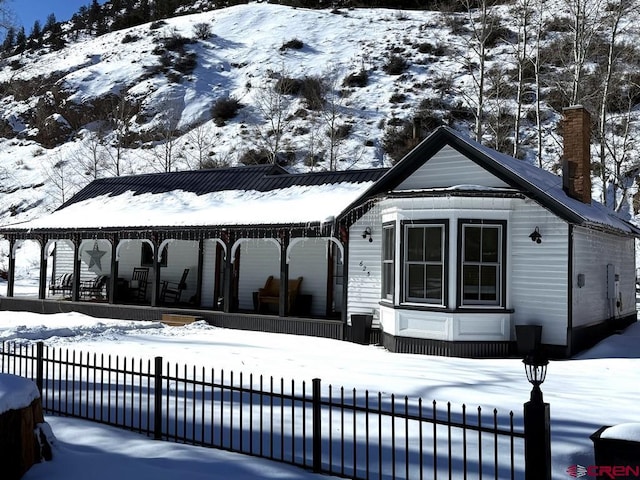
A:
[
  {"xmin": 523, "ymin": 350, "xmax": 548, "ymax": 402},
  {"xmin": 523, "ymin": 349, "xmax": 551, "ymax": 480}
]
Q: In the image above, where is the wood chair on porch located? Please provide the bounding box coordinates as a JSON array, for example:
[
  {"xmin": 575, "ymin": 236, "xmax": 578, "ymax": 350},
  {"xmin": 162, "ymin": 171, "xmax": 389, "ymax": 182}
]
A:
[
  {"xmin": 160, "ymin": 268, "xmax": 189, "ymax": 305},
  {"xmin": 129, "ymin": 267, "xmax": 149, "ymax": 302}
]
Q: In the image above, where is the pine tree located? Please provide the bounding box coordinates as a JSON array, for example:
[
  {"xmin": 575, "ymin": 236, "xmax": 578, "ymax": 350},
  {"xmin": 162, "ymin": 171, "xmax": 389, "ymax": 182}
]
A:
[{"xmin": 2, "ymin": 26, "xmax": 15, "ymax": 52}]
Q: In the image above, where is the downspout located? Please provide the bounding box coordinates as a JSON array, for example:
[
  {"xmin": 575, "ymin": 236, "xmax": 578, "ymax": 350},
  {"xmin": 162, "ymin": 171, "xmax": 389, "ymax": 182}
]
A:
[{"xmin": 340, "ymin": 224, "xmax": 349, "ymax": 339}]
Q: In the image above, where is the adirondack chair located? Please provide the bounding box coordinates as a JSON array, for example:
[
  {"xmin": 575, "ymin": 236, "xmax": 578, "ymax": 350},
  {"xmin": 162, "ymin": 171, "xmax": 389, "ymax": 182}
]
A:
[
  {"xmin": 129, "ymin": 267, "xmax": 149, "ymax": 302},
  {"xmin": 80, "ymin": 275, "xmax": 109, "ymax": 300},
  {"xmin": 160, "ymin": 268, "xmax": 189, "ymax": 304},
  {"xmin": 257, "ymin": 276, "xmax": 303, "ymax": 313},
  {"xmin": 49, "ymin": 273, "xmax": 74, "ymax": 296}
]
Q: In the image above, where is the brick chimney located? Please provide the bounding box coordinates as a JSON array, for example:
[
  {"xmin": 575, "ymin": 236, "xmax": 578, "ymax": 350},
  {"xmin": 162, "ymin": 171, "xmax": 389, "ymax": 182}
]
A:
[{"xmin": 561, "ymin": 106, "xmax": 592, "ymax": 204}]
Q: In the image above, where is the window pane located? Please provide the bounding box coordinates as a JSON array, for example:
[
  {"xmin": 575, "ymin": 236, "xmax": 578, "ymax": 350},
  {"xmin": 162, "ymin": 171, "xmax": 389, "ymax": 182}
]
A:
[
  {"xmin": 463, "ymin": 265, "xmax": 479, "ymax": 300},
  {"xmin": 407, "ymin": 228, "xmax": 424, "ymax": 261},
  {"xmin": 383, "ymin": 227, "xmax": 394, "ymax": 260},
  {"xmin": 425, "ymin": 264, "xmax": 442, "ymax": 301},
  {"xmin": 407, "ymin": 264, "xmax": 425, "ymax": 298},
  {"xmin": 383, "ymin": 264, "xmax": 394, "ymax": 297},
  {"xmin": 482, "ymin": 227, "xmax": 499, "ymax": 262},
  {"xmin": 480, "ymin": 265, "xmax": 497, "ymax": 301},
  {"xmin": 464, "ymin": 226, "xmax": 481, "ymax": 262},
  {"xmin": 424, "ymin": 227, "xmax": 442, "ymax": 261}
]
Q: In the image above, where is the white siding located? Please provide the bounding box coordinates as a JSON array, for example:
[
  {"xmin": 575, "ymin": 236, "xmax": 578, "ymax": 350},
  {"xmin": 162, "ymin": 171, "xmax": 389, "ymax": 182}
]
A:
[
  {"xmin": 572, "ymin": 227, "xmax": 636, "ymax": 327},
  {"xmin": 52, "ymin": 240, "xmax": 74, "ymax": 276},
  {"xmin": 395, "ymin": 145, "xmax": 510, "ymax": 190},
  {"xmin": 347, "ymin": 210, "xmax": 382, "ymax": 325},
  {"xmin": 510, "ymin": 200, "xmax": 569, "ymax": 346}
]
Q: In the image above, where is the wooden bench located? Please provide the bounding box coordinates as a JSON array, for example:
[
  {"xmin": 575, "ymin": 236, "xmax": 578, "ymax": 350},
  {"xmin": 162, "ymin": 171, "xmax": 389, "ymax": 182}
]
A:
[
  {"xmin": 160, "ymin": 314, "xmax": 202, "ymax": 327},
  {"xmin": 257, "ymin": 276, "xmax": 303, "ymax": 313}
]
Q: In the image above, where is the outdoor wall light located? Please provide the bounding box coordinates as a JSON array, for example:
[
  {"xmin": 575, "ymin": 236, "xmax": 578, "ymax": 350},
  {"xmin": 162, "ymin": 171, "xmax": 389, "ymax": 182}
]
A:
[
  {"xmin": 362, "ymin": 227, "xmax": 373, "ymax": 242},
  {"xmin": 529, "ymin": 226, "xmax": 542, "ymax": 244},
  {"xmin": 523, "ymin": 350, "xmax": 548, "ymax": 402}
]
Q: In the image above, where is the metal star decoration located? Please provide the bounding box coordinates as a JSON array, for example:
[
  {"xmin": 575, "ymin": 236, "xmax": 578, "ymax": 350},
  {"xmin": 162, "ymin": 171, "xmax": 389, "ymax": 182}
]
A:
[{"xmin": 86, "ymin": 242, "xmax": 106, "ymax": 273}]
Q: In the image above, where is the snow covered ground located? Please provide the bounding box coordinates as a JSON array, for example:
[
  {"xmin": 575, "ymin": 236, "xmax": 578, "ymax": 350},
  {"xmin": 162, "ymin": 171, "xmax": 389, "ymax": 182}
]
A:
[{"xmin": 0, "ymin": 304, "xmax": 639, "ymax": 478}]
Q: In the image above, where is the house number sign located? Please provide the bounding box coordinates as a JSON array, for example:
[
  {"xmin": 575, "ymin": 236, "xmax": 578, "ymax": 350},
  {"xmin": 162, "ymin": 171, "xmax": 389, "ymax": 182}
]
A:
[{"xmin": 359, "ymin": 260, "xmax": 370, "ymax": 276}]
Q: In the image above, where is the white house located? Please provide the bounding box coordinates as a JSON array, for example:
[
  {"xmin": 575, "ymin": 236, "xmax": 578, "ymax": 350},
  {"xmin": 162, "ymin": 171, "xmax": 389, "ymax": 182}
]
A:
[
  {"xmin": 341, "ymin": 106, "xmax": 638, "ymax": 357},
  {"xmin": 1, "ymin": 106, "xmax": 636, "ymax": 357}
]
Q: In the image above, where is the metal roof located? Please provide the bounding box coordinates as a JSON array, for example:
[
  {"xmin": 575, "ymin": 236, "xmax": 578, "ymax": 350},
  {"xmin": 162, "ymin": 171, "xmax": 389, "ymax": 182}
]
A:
[{"xmin": 60, "ymin": 165, "xmax": 389, "ymax": 210}]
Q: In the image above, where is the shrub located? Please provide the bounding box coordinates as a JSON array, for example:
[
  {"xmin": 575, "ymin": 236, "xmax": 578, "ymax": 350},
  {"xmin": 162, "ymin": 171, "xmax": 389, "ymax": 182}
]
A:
[
  {"xmin": 238, "ymin": 148, "xmax": 271, "ymax": 165},
  {"xmin": 383, "ymin": 54, "xmax": 409, "ymax": 75},
  {"xmin": 389, "ymin": 92, "xmax": 406, "ymax": 104},
  {"xmin": 300, "ymin": 76, "xmax": 325, "ymax": 110},
  {"xmin": 150, "ymin": 20, "xmax": 167, "ymax": 30},
  {"xmin": 211, "ymin": 96, "xmax": 242, "ymax": 126},
  {"xmin": 327, "ymin": 123, "xmax": 352, "ymax": 140},
  {"xmin": 193, "ymin": 22, "xmax": 213, "ymax": 40},
  {"xmin": 274, "ymin": 76, "xmax": 303, "ymax": 95},
  {"xmin": 280, "ymin": 38, "xmax": 304, "ymax": 51},
  {"xmin": 342, "ymin": 69, "xmax": 368, "ymax": 87},
  {"xmin": 122, "ymin": 33, "xmax": 139, "ymax": 44}
]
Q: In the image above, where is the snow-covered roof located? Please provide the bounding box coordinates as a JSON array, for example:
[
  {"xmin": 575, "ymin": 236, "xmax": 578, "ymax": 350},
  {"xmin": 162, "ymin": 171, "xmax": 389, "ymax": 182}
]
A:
[
  {"xmin": 2, "ymin": 165, "xmax": 387, "ymax": 231},
  {"xmin": 352, "ymin": 127, "xmax": 640, "ymax": 236}
]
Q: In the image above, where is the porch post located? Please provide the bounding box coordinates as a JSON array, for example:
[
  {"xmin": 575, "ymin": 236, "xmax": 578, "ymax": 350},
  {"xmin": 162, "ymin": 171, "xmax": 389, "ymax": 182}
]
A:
[
  {"xmin": 7, "ymin": 237, "xmax": 15, "ymax": 297},
  {"xmin": 195, "ymin": 238, "xmax": 204, "ymax": 307},
  {"xmin": 108, "ymin": 235, "xmax": 119, "ymax": 304},
  {"xmin": 279, "ymin": 231, "xmax": 290, "ymax": 317},
  {"xmin": 222, "ymin": 235, "xmax": 233, "ymax": 313},
  {"xmin": 151, "ymin": 237, "xmax": 161, "ymax": 307},
  {"xmin": 71, "ymin": 238, "xmax": 81, "ymax": 302},
  {"xmin": 37, "ymin": 236, "xmax": 48, "ymax": 300}
]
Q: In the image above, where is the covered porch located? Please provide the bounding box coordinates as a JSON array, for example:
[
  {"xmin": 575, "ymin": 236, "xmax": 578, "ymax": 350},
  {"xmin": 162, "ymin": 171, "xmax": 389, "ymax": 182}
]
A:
[{"xmin": 0, "ymin": 223, "xmax": 346, "ymax": 321}]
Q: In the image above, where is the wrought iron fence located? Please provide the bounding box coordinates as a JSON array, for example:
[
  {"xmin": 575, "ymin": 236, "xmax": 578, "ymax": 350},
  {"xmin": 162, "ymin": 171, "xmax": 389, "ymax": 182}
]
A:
[{"xmin": 0, "ymin": 341, "xmax": 526, "ymax": 479}]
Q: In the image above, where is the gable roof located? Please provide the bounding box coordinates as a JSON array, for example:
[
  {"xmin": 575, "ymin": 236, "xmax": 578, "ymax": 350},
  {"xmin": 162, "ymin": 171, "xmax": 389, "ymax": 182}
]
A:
[
  {"xmin": 2, "ymin": 165, "xmax": 388, "ymax": 232},
  {"xmin": 342, "ymin": 126, "xmax": 639, "ymax": 236}
]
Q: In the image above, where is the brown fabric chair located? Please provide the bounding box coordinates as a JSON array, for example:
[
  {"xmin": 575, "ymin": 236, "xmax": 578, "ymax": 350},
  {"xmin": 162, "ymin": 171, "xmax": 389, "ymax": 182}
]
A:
[{"xmin": 257, "ymin": 276, "xmax": 303, "ymax": 313}]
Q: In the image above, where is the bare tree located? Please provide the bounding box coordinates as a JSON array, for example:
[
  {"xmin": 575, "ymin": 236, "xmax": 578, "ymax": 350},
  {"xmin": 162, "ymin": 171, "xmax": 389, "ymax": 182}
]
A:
[
  {"xmin": 252, "ymin": 67, "xmax": 295, "ymax": 164},
  {"xmin": 44, "ymin": 156, "xmax": 74, "ymax": 207},
  {"xmin": 593, "ymin": 0, "xmax": 635, "ymax": 205},
  {"xmin": 73, "ymin": 130, "xmax": 108, "ymax": 183},
  {"xmin": 561, "ymin": 0, "xmax": 604, "ymax": 105},
  {"xmin": 509, "ymin": 0, "xmax": 536, "ymax": 159},
  {"xmin": 105, "ymin": 94, "xmax": 137, "ymax": 177},
  {"xmin": 461, "ymin": 0, "xmax": 502, "ymax": 141},
  {"xmin": 183, "ymin": 123, "xmax": 228, "ymax": 169},
  {"xmin": 154, "ymin": 110, "xmax": 180, "ymax": 173}
]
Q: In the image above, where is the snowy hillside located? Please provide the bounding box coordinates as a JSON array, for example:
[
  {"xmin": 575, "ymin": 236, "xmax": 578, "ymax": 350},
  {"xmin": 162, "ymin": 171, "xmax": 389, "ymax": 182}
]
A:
[{"xmin": 0, "ymin": 1, "xmax": 638, "ymax": 233}]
